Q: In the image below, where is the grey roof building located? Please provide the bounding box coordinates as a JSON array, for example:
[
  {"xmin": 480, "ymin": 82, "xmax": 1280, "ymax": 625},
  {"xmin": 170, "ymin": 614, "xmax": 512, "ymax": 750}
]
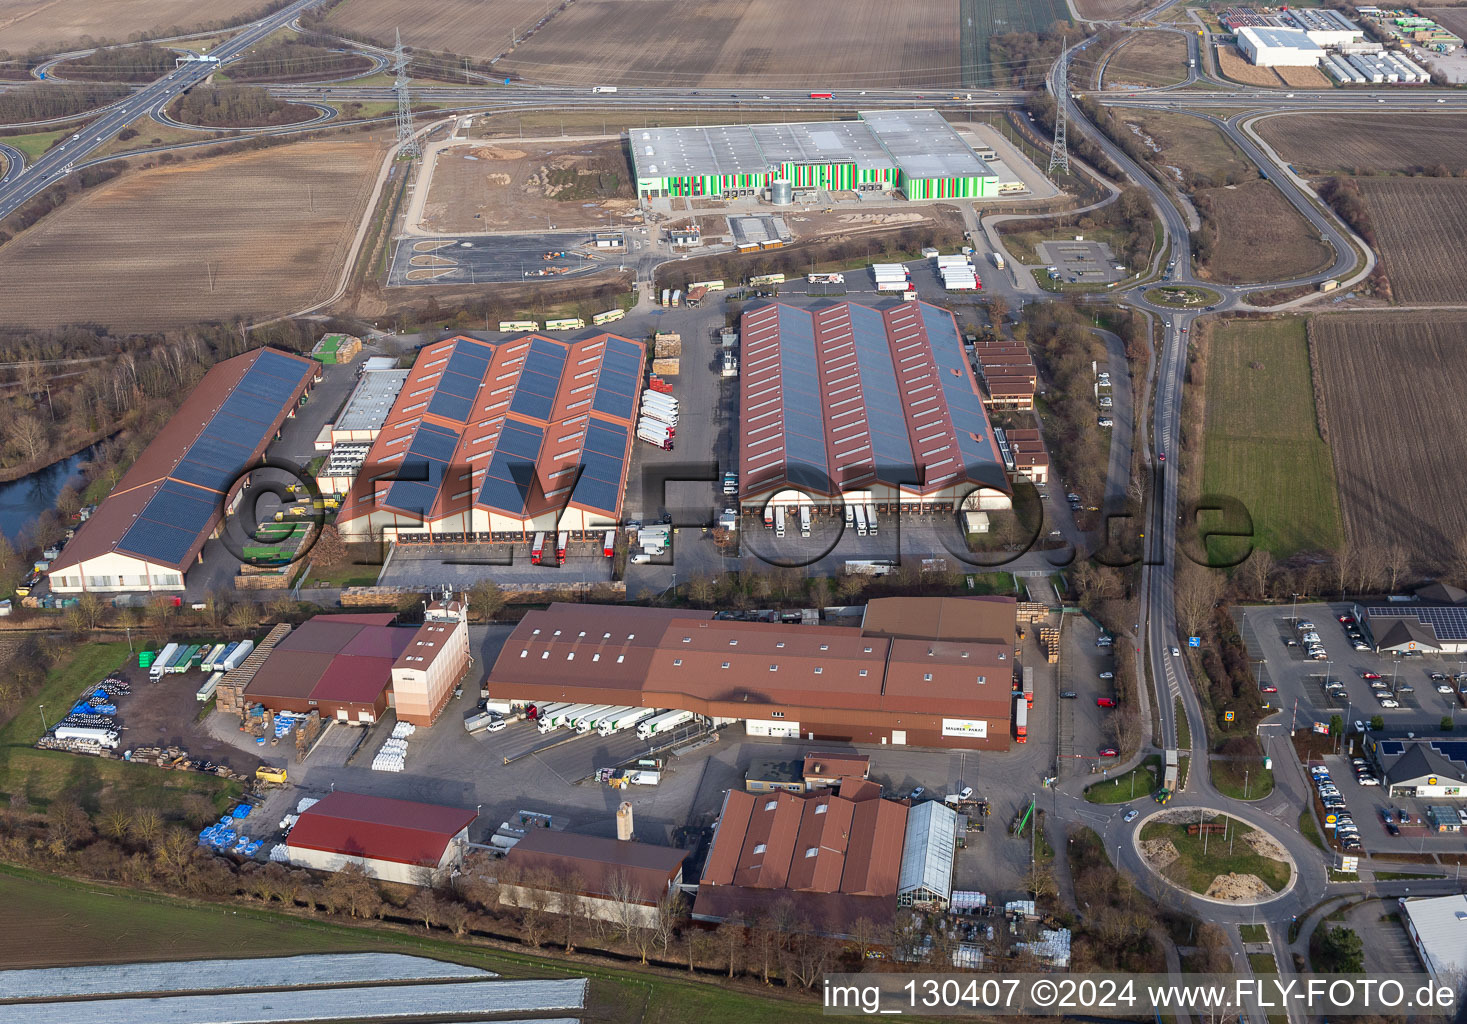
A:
[
  {"xmin": 897, "ymin": 800, "xmax": 958, "ymax": 908},
  {"xmin": 1369, "ymin": 738, "xmax": 1467, "ymax": 797},
  {"xmin": 1400, "ymin": 894, "xmax": 1467, "ymax": 995}
]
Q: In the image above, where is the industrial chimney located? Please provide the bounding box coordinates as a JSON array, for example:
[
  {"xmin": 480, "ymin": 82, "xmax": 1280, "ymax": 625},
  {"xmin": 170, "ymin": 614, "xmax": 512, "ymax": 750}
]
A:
[{"xmin": 616, "ymin": 801, "xmax": 634, "ymax": 842}]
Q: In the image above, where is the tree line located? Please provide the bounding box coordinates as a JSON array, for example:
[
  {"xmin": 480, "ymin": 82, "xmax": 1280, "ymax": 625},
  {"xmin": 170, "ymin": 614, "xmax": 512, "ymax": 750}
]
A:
[
  {"xmin": 168, "ymin": 85, "xmax": 317, "ymax": 127},
  {"xmin": 62, "ymin": 43, "xmax": 176, "ymax": 82},
  {"xmin": 226, "ymin": 38, "xmax": 371, "ymax": 82},
  {"xmin": 0, "ymin": 83, "xmax": 129, "ymax": 122}
]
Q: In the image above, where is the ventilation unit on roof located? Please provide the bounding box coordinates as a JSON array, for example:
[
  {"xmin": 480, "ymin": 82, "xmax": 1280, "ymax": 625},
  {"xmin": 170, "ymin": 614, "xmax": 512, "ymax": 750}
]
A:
[
  {"xmin": 649, "ymin": 164, "xmax": 657, "ymax": 174},
  {"xmin": 642, "ymin": 132, "xmax": 650, "ymax": 140},
  {"xmin": 645, "ymin": 146, "xmax": 654, "ymax": 156}
]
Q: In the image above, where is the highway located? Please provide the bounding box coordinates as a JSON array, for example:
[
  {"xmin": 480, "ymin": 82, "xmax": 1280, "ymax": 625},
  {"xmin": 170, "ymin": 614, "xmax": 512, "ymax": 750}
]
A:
[{"xmin": 0, "ymin": 0, "xmax": 330, "ymax": 220}]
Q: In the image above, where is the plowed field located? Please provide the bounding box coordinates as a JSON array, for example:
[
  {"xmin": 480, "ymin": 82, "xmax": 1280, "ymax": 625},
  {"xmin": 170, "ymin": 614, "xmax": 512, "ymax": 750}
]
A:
[
  {"xmin": 1312, "ymin": 312, "xmax": 1467, "ymax": 563},
  {"xmin": 324, "ymin": 0, "xmax": 554, "ymax": 56},
  {"xmin": 0, "ymin": 139, "xmax": 386, "ymax": 328},
  {"xmin": 493, "ymin": 0, "xmax": 963, "ymax": 88},
  {"xmin": 1356, "ymin": 177, "xmax": 1467, "ymax": 303},
  {"xmin": 0, "ymin": 0, "xmax": 259, "ymax": 53},
  {"xmin": 1255, "ymin": 113, "xmax": 1467, "ymax": 175}
]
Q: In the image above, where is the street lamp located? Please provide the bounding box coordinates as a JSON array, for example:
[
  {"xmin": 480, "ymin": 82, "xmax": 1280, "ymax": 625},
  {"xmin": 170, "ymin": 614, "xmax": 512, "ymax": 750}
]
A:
[
  {"xmin": 1291, "ymin": 592, "xmax": 1300, "ymax": 625},
  {"xmin": 38, "ymin": 704, "xmax": 46, "ymax": 733},
  {"xmin": 1244, "ymin": 769, "xmax": 1250, "ymax": 801}
]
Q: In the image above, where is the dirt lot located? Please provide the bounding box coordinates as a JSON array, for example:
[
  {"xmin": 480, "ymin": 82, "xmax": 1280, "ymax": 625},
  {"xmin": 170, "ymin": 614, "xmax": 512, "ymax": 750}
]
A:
[
  {"xmin": 0, "ymin": 139, "xmax": 385, "ymax": 328},
  {"xmin": 1274, "ymin": 64, "xmax": 1330, "ymax": 88},
  {"xmin": 1256, "ymin": 112, "xmax": 1467, "ymax": 176},
  {"xmin": 784, "ymin": 206, "xmax": 958, "ymax": 243},
  {"xmin": 493, "ymin": 0, "xmax": 962, "ymax": 88},
  {"xmin": 1196, "ymin": 179, "xmax": 1331, "ymax": 285},
  {"xmin": 324, "ymin": 0, "xmax": 553, "ymax": 56},
  {"xmin": 418, "ymin": 140, "xmax": 636, "ymax": 233},
  {"xmin": 1120, "ymin": 109, "xmax": 1259, "ymax": 187},
  {"xmin": 1311, "ymin": 312, "xmax": 1467, "ymax": 564},
  {"xmin": 1104, "ymin": 31, "xmax": 1189, "ymax": 89},
  {"xmin": 1356, "ymin": 177, "xmax": 1467, "ymax": 303},
  {"xmin": 1215, "ymin": 45, "xmax": 1282, "ymax": 86},
  {"xmin": 0, "ymin": 0, "xmax": 260, "ymax": 53}
]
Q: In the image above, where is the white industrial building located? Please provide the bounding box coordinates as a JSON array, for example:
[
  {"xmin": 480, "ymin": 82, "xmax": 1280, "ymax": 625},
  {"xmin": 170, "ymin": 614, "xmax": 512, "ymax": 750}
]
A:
[
  {"xmin": 1279, "ymin": 7, "xmax": 1366, "ymax": 47},
  {"xmin": 1399, "ymin": 894, "xmax": 1467, "ymax": 996},
  {"xmin": 1237, "ymin": 26, "xmax": 1324, "ymax": 66},
  {"xmin": 285, "ymin": 791, "xmax": 475, "ymax": 885}
]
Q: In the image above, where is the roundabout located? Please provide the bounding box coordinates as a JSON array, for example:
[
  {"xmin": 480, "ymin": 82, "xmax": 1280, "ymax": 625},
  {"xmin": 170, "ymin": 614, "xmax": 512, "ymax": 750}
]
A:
[
  {"xmin": 1134, "ymin": 807, "xmax": 1297, "ymax": 906},
  {"xmin": 1143, "ymin": 284, "xmax": 1222, "ymax": 307}
]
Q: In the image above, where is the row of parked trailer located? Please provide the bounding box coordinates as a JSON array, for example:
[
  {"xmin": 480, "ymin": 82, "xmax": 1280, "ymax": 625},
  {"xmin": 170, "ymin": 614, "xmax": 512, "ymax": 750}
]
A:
[
  {"xmin": 529, "ymin": 529, "xmax": 619, "ymax": 565},
  {"xmin": 530, "ymin": 702, "xmax": 695, "ymax": 739},
  {"xmin": 147, "ymin": 638, "xmax": 255, "ymax": 684},
  {"xmin": 637, "ymin": 388, "xmax": 677, "ymax": 450}
]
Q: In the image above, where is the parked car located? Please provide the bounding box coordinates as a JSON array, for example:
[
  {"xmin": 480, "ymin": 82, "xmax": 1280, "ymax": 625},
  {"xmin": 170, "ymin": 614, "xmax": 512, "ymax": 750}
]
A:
[
  {"xmin": 909, "ymin": 786, "xmax": 925, "ymax": 801},
  {"xmin": 1378, "ymin": 699, "xmax": 1400, "ymax": 709},
  {"xmin": 1261, "ymin": 684, "xmax": 1277, "ymax": 693},
  {"xmin": 1358, "ymin": 775, "xmax": 1379, "ymax": 787},
  {"xmin": 1363, "ymin": 672, "xmax": 1382, "ymax": 680},
  {"xmin": 1297, "ymin": 621, "xmax": 1316, "ymax": 631},
  {"xmin": 1059, "ymin": 690, "xmax": 1078, "ymax": 699},
  {"xmin": 1386, "ymin": 822, "xmax": 1401, "ymax": 836},
  {"xmin": 1097, "ymin": 697, "xmax": 1117, "ymax": 708},
  {"xmin": 1099, "ymin": 671, "xmax": 1114, "ymax": 680},
  {"xmin": 1437, "ymin": 684, "xmax": 1456, "ymax": 694}
]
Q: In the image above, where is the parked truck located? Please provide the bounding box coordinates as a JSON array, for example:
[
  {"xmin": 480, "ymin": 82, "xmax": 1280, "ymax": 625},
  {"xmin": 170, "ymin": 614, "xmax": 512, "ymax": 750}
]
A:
[
  {"xmin": 570, "ymin": 704, "xmax": 616, "ymax": 732},
  {"xmin": 598, "ymin": 706, "xmax": 655, "ymax": 736},
  {"xmin": 579, "ymin": 705, "xmax": 632, "ymax": 733},
  {"xmin": 1023, "ymin": 665, "xmax": 1034, "ymax": 709},
  {"xmin": 531, "ymin": 531, "xmax": 547, "ymax": 565},
  {"xmin": 54, "ymin": 725, "xmax": 120, "ymax": 748},
  {"xmin": 991, "ymin": 252, "xmax": 1005, "ymax": 269},
  {"xmin": 636, "ymin": 708, "xmax": 695, "ymax": 739},
  {"xmin": 1014, "ymin": 696, "xmax": 1028, "ymax": 744},
  {"xmin": 529, "ymin": 701, "xmax": 569, "ymax": 723},
  {"xmin": 798, "ymin": 505, "xmax": 811, "ymax": 537},
  {"xmin": 150, "ymin": 643, "xmax": 180, "ymax": 681},
  {"xmin": 220, "ymin": 639, "xmax": 254, "ymax": 671},
  {"xmin": 463, "ymin": 710, "xmax": 498, "ymax": 734},
  {"xmin": 540, "ymin": 702, "xmax": 594, "ymax": 733},
  {"xmin": 555, "ymin": 531, "xmax": 569, "ymax": 565},
  {"xmin": 199, "ymin": 644, "xmax": 227, "ymax": 672},
  {"xmin": 638, "ymin": 426, "xmax": 674, "ymax": 450}
]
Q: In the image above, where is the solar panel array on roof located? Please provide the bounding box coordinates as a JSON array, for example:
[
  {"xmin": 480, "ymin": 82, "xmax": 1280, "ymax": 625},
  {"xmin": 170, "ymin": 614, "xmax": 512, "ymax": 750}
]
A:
[
  {"xmin": 510, "ymin": 339, "xmax": 569, "ymax": 421},
  {"xmin": 848, "ymin": 304, "xmax": 916, "ymax": 480},
  {"xmin": 477, "ymin": 420, "xmax": 545, "ymax": 514},
  {"xmin": 592, "ymin": 338, "xmax": 642, "ymax": 420},
  {"xmin": 118, "ymin": 350, "xmax": 310, "ymax": 565},
  {"xmin": 427, "ymin": 342, "xmax": 490, "ymax": 422},
  {"xmin": 574, "ymin": 421, "xmax": 629, "ymax": 515},
  {"xmin": 1434, "ymin": 740, "xmax": 1467, "ymax": 766},
  {"xmin": 1367, "ymin": 605, "xmax": 1467, "ymax": 640},
  {"xmin": 777, "ymin": 305, "xmax": 831, "ymax": 493},
  {"xmin": 384, "ymin": 422, "xmax": 461, "ymax": 516}
]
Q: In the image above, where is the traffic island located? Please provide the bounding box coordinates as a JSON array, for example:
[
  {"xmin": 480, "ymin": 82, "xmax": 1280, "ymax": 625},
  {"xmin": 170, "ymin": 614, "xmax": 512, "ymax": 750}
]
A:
[
  {"xmin": 1144, "ymin": 285, "xmax": 1221, "ymax": 307},
  {"xmin": 1137, "ymin": 808, "xmax": 1296, "ymax": 904}
]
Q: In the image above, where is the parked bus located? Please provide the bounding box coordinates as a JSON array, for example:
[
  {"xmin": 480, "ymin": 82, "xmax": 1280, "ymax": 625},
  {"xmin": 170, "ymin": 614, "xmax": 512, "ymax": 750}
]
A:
[
  {"xmin": 498, "ymin": 319, "xmax": 539, "ymax": 332},
  {"xmin": 592, "ymin": 308, "xmax": 625, "ymax": 325},
  {"xmin": 544, "ymin": 317, "xmax": 585, "ymax": 331}
]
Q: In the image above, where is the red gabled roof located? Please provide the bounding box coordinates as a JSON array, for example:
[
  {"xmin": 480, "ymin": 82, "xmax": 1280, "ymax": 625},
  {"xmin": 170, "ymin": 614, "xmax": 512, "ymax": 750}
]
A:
[{"xmin": 288, "ymin": 791, "xmax": 476, "ymax": 867}]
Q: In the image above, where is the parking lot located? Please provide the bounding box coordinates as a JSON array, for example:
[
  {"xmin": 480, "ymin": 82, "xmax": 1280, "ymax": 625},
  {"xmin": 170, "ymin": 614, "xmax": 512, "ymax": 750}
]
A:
[
  {"xmin": 1242, "ymin": 603, "xmax": 1467, "ymax": 735},
  {"xmin": 1308, "ymin": 752, "xmax": 1467, "ymax": 857},
  {"xmin": 1035, "ymin": 240, "xmax": 1124, "ymax": 285},
  {"xmin": 386, "ymin": 233, "xmax": 610, "ymax": 287},
  {"xmin": 1057, "ymin": 614, "xmax": 1126, "ymax": 779}
]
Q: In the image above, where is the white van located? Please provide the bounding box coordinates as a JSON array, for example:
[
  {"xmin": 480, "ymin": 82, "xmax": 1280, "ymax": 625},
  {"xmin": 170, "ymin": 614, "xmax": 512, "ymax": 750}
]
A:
[
  {"xmin": 854, "ymin": 505, "xmax": 868, "ymax": 536},
  {"xmin": 774, "ymin": 507, "xmax": 786, "ymax": 538},
  {"xmin": 798, "ymin": 506, "xmax": 811, "ymax": 537},
  {"xmin": 865, "ymin": 503, "xmax": 878, "ymax": 536}
]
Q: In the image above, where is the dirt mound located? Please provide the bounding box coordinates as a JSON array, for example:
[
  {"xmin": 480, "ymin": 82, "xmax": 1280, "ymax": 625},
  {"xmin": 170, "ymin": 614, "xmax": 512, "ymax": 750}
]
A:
[
  {"xmin": 471, "ymin": 146, "xmax": 527, "ymax": 161},
  {"xmin": 1140, "ymin": 838, "xmax": 1179, "ymax": 870},
  {"xmin": 1204, "ymin": 873, "xmax": 1271, "ymax": 901},
  {"xmin": 1243, "ymin": 829, "xmax": 1287, "ymax": 862}
]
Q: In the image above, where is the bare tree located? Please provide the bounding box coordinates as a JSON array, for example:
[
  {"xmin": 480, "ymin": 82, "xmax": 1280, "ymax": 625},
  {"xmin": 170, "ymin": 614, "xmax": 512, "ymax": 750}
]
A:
[
  {"xmin": 713, "ymin": 916, "xmax": 746, "ymax": 978},
  {"xmin": 516, "ymin": 869, "xmax": 555, "ymax": 948},
  {"xmin": 407, "ymin": 888, "xmax": 438, "ymax": 929},
  {"xmin": 100, "ymin": 807, "xmax": 132, "ymax": 842},
  {"xmin": 685, "ymin": 573, "xmax": 714, "ymax": 606},
  {"xmin": 847, "ymin": 916, "xmax": 880, "ymax": 962},
  {"xmin": 603, "ymin": 869, "xmax": 644, "ymax": 946},
  {"xmin": 1242, "ymin": 549, "xmax": 1275, "ymax": 601},
  {"xmin": 1025, "ymin": 861, "xmax": 1058, "ymax": 902},
  {"xmin": 782, "ymin": 927, "xmax": 834, "ymax": 989},
  {"xmin": 323, "ymin": 863, "xmax": 381, "ymax": 918},
  {"xmin": 555, "ymin": 871, "xmax": 588, "ymax": 952},
  {"xmin": 1354, "ymin": 544, "xmax": 1386, "ymax": 596},
  {"xmin": 436, "ymin": 897, "xmax": 472, "ymax": 936},
  {"xmin": 1175, "ymin": 562, "xmax": 1225, "ymax": 638},
  {"xmin": 650, "ymin": 888, "xmax": 686, "ymax": 961},
  {"xmin": 8, "ymin": 414, "xmax": 48, "ymax": 463},
  {"xmin": 1332, "ymin": 542, "xmax": 1357, "ymax": 598},
  {"xmin": 1382, "ymin": 543, "xmax": 1412, "ymax": 595}
]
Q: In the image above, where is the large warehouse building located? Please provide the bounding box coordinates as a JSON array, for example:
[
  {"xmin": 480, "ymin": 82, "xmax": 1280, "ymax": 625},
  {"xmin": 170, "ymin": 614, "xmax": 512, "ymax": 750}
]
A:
[
  {"xmin": 241, "ymin": 594, "xmax": 469, "ymax": 726},
  {"xmin": 48, "ymin": 348, "xmax": 316, "ymax": 594},
  {"xmin": 486, "ymin": 596, "xmax": 1018, "ymax": 749},
  {"xmin": 286, "ymin": 791, "xmax": 476, "ymax": 885},
  {"xmin": 335, "ymin": 332, "xmax": 645, "ymax": 540},
  {"xmin": 738, "ymin": 300, "xmax": 1011, "ymax": 516},
  {"xmin": 631, "ymin": 109, "xmax": 999, "ymax": 202},
  {"xmin": 1237, "ymin": 26, "xmax": 1324, "ymax": 65}
]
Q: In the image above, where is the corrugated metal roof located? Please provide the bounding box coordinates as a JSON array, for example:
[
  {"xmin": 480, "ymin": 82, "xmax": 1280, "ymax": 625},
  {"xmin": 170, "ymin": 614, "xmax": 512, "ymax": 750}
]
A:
[
  {"xmin": 1401, "ymin": 894, "xmax": 1467, "ymax": 983},
  {"xmin": 738, "ymin": 302, "xmax": 1009, "ymax": 501},
  {"xmin": 243, "ymin": 615, "xmax": 415, "ymax": 708},
  {"xmin": 897, "ymin": 800, "xmax": 957, "ymax": 901},
  {"xmin": 506, "ymin": 829, "xmax": 684, "ymax": 903},
  {"xmin": 288, "ymin": 791, "xmax": 475, "ymax": 866}
]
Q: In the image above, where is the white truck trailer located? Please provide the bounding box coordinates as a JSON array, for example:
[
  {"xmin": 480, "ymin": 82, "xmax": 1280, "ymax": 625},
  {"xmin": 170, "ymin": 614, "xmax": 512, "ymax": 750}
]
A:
[
  {"xmin": 636, "ymin": 708, "xmax": 695, "ymax": 739},
  {"xmin": 598, "ymin": 707, "xmax": 655, "ymax": 736},
  {"xmin": 149, "ymin": 643, "xmax": 180, "ymax": 681},
  {"xmin": 54, "ymin": 725, "xmax": 120, "ymax": 748},
  {"xmin": 220, "ymin": 639, "xmax": 254, "ymax": 671}
]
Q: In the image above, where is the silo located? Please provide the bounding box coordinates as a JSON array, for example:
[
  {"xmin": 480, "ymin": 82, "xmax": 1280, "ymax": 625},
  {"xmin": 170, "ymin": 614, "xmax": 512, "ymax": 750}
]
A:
[
  {"xmin": 769, "ymin": 178, "xmax": 793, "ymax": 205},
  {"xmin": 616, "ymin": 801, "xmax": 634, "ymax": 841}
]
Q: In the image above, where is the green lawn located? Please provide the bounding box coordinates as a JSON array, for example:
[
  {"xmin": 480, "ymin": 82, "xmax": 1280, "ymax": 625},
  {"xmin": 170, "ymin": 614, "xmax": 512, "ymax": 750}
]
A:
[
  {"xmin": 1140, "ymin": 816, "xmax": 1292, "ymax": 894},
  {"xmin": 1211, "ymin": 758, "xmax": 1275, "ymax": 800},
  {"xmin": 1201, "ymin": 318, "xmax": 1342, "ymax": 558},
  {"xmin": 1085, "ymin": 754, "xmax": 1160, "ymax": 804},
  {"xmin": 1175, "ymin": 698, "xmax": 1191, "ymax": 749},
  {"xmin": 1240, "ymin": 924, "xmax": 1268, "ymax": 942},
  {"xmin": 305, "ymin": 560, "xmax": 384, "ymax": 587},
  {"xmin": 1298, "ymin": 809, "xmax": 1327, "ymax": 851},
  {"xmin": 1248, "ymin": 952, "xmax": 1278, "ymax": 973},
  {"xmin": 0, "ymin": 643, "xmax": 239, "ymax": 816},
  {"xmin": 0, "ymin": 867, "xmax": 838, "ymax": 1023},
  {"xmin": 4, "ymin": 128, "xmax": 69, "ymax": 161}
]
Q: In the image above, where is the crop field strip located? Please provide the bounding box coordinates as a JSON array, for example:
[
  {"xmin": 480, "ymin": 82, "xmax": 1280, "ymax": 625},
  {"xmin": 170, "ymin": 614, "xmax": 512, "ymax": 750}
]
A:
[
  {"xmin": 1201, "ymin": 317, "xmax": 1342, "ymax": 558},
  {"xmin": 1419, "ymin": 8, "xmax": 1467, "ymax": 39},
  {"xmin": 324, "ymin": 0, "xmax": 556, "ymax": 57},
  {"xmin": 1354, "ymin": 177, "xmax": 1467, "ymax": 303},
  {"xmin": 0, "ymin": 139, "xmax": 386, "ymax": 328},
  {"xmin": 1254, "ymin": 113, "xmax": 1467, "ymax": 175},
  {"xmin": 1312, "ymin": 313, "xmax": 1467, "ymax": 565},
  {"xmin": 493, "ymin": 0, "xmax": 982, "ymax": 88},
  {"xmin": 0, "ymin": 0, "xmax": 262, "ymax": 53}
]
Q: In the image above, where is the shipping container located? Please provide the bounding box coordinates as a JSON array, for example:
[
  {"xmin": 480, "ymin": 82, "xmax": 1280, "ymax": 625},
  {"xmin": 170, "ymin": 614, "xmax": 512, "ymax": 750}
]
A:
[
  {"xmin": 661, "ymin": 289, "xmax": 672, "ymax": 307},
  {"xmin": 670, "ymin": 290, "xmax": 682, "ymax": 308}
]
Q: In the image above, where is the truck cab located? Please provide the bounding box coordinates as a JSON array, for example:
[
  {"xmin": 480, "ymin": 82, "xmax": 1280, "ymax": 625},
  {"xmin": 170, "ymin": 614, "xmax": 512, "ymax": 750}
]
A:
[{"xmin": 530, "ymin": 531, "xmax": 546, "ymax": 565}]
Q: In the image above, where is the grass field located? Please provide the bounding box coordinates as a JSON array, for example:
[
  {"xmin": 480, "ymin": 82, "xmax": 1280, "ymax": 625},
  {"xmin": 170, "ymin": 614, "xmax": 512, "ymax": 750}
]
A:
[
  {"xmin": 493, "ymin": 0, "xmax": 969, "ymax": 88},
  {"xmin": 0, "ymin": 867, "xmax": 840, "ymax": 1023},
  {"xmin": 3, "ymin": 128, "xmax": 69, "ymax": 161},
  {"xmin": 0, "ymin": 644, "xmax": 239, "ymax": 816},
  {"xmin": 0, "ymin": 0, "xmax": 261, "ymax": 53},
  {"xmin": 1197, "ymin": 179, "xmax": 1332, "ymax": 285},
  {"xmin": 1240, "ymin": 924, "xmax": 1268, "ymax": 942},
  {"xmin": 1141, "ymin": 816, "xmax": 1291, "ymax": 894},
  {"xmin": 1311, "ymin": 312, "xmax": 1467, "ymax": 565},
  {"xmin": 1255, "ymin": 113, "xmax": 1467, "ymax": 176},
  {"xmin": 1210, "ymin": 758, "xmax": 1275, "ymax": 800},
  {"xmin": 1104, "ymin": 32, "xmax": 1189, "ymax": 89},
  {"xmin": 0, "ymin": 138, "xmax": 386, "ymax": 328},
  {"xmin": 1355, "ymin": 177, "xmax": 1467, "ymax": 303},
  {"xmin": 1201, "ymin": 318, "xmax": 1342, "ymax": 557},
  {"xmin": 1119, "ymin": 109, "xmax": 1258, "ymax": 187},
  {"xmin": 1215, "ymin": 45, "xmax": 1282, "ymax": 86},
  {"xmin": 1084, "ymin": 755, "xmax": 1159, "ymax": 804}
]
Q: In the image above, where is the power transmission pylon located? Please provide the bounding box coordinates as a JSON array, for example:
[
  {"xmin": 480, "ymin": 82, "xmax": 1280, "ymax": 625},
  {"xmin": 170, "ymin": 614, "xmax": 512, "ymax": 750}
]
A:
[
  {"xmin": 393, "ymin": 28, "xmax": 419, "ymax": 159},
  {"xmin": 1048, "ymin": 39, "xmax": 1070, "ymax": 178}
]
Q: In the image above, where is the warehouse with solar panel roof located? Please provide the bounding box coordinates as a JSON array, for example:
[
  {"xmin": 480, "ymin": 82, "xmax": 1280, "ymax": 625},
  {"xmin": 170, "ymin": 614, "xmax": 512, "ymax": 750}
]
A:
[
  {"xmin": 335, "ymin": 332, "xmax": 646, "ymax": 539},
  {"xmin": 47, "ymin": 348, "xmax": 316, "ymax": 595}
]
